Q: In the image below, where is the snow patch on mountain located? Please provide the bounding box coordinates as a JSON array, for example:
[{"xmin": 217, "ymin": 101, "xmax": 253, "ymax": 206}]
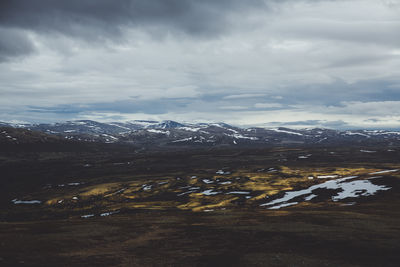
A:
[{"xmin": 147, "ymin": 129, "xmax": 170, "ymax": 135}]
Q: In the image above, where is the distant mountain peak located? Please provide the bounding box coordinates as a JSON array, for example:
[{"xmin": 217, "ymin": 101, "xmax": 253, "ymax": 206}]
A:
[
  {"xmin": 156, "ymin": 120, "xmax": 184, "ymax": 129},
  {"xmin": 2, "ymin": 119, "xmax": 400, "ymax": 148}
]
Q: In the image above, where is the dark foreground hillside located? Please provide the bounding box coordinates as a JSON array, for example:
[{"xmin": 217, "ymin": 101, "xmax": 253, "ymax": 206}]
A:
[{"xmin": 1, "ymin": 143, "xmax": 400, "ymax": 266}]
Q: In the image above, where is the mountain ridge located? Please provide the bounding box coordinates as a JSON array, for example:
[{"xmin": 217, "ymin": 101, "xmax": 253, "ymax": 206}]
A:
[{"xmin": 1, "ymin": 120, "xmax": 400, "ymax": 148}]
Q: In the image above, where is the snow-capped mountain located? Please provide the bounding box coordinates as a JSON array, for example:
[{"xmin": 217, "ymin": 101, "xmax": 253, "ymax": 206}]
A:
[{"xmin": 1, "ymin": 120, "xmax": 400, "ymax": 147}]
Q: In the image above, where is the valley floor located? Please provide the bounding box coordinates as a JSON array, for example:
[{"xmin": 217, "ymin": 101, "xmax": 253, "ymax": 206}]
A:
[{"xmin": 1, "ymin": 146, "xmax": 399, "ymax": 266}]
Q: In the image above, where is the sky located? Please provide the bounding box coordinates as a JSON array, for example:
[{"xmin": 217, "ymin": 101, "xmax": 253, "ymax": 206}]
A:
[{"xmin": 1, "ymin": 0, "xmax": 400, "ymax": 129}]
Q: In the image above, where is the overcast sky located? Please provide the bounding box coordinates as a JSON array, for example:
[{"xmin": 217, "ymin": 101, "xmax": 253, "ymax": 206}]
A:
[{"xmin": 1, "ymin": 0, "xmax": 400, "ymax": 129}]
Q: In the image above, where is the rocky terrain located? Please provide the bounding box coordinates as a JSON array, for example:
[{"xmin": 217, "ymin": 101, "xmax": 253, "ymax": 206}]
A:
[
  {"xmin": 2, "ymin": 120, "xmax": 400, "ymax": 148},
  {"xmin": 1, "ymin": 140, "xmax": 400, "ymax": 266}
]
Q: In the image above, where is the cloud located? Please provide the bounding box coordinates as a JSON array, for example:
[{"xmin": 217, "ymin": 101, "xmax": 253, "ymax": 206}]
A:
[
  {"xmin": 161, "ymin": 85, "xmax": 200, "ymax": 99},
  {"xmin": 223, "ymin": 93, "xmax": 267, "ymax": 100},
  {"xmin": 0, "ymin": 0, "xmax": 270, "ymax": 38},
  {"xmin": 294, "ymin": 101, "xmax": 400, "ymax": 117},
  {"xmin": 254, "ymin": 103, "xmax": 283, "ymax": 109},
  {"xmin": 335, "ymin": 101, "xmax": 400, "ymax": 116},
  {"xmin": 0, "ymin": 27, "xmax": 35, "ymax": 61},
  {"xmin": 282, "ymin": 120, "xmax": 322, "ymax": 126},
  {"xmin": 268, "ymin": 119, "xmax": 349, "ymax": 129},
  {"xmin": 0, "ymin": 0, "xmax": 399, "ymax": 129},
  {"xmin": 273, "ymin": 0, "xmax": 400, "ymax": 47},
  {"xmin": 0, "ymin": 0, "xmax": 268, "ymax": 59},
  {"xmin": 364, "ymin": 118, "xmax": 381, "ymax": 123},
  {"xmin": 219, "ymin": 105, "xmax": 248, "ymax": 110}
]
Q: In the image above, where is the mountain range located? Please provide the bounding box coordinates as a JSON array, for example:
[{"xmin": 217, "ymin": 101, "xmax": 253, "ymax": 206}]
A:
[{"xmin": 1, "ymin": 120, "xmax": 400, "ymax": 148}]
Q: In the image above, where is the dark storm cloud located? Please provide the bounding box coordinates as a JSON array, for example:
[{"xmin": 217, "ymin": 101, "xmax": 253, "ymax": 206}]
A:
[
  {"xmin": 0, "ymin": 0, "xmax": 275, "ymax": 59},
  {"xmin": 0, "ymin": 0, "xmax": 269, "ymax": 38},
  {"xmin": 0, "ymin": 28, "xmax": 35, "ymax": 62},
  {"xmin": 0, "ymin": 0, "xmax": 337, "ymax": 60}
]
